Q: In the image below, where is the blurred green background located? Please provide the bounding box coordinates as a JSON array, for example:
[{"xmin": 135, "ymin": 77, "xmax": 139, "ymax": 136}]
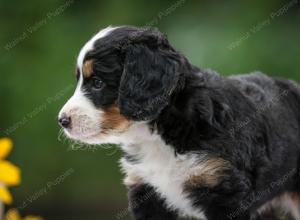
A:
[{"xmin": 0, "ymin": 0, "xmax": 299, "ymax": 219}]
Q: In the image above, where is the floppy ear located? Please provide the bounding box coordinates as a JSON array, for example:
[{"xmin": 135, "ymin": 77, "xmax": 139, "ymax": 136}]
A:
[{"xmin": 118, "ymin": 37, "xmax": 180, "ymax": 121}]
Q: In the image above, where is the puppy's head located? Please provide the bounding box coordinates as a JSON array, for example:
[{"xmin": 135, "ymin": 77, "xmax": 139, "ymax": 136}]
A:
[{"xmin": 58, "ymin": 26, "xmax": 183, "ymax": 144}]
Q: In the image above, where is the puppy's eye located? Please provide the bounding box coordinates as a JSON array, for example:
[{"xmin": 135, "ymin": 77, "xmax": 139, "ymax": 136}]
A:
[{"xmin": 92, "ymin": 78, "xmax": 104, "ymax": 89}]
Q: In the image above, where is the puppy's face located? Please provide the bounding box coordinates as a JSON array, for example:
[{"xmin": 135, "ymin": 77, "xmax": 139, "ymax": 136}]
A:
[{"xmin": 58, "ymin": 26, "xmax": 181, "ymax": 145}]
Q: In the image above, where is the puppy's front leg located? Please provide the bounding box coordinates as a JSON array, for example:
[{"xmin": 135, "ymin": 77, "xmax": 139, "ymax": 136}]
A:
[{"xmin": 128, "ymin": 184, "xmax": 177, "ymax": 220}]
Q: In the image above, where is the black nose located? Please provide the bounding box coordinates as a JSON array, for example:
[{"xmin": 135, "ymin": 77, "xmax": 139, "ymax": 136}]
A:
[{"xmin": 58, "ymin": 115, "xmax": 71, "ymax": 128}]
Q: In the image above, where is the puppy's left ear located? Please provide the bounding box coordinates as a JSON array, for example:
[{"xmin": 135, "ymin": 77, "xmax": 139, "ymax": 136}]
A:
[{"xmin": 118, "ymin": 31, "xmax": 181, "ymax": 121}]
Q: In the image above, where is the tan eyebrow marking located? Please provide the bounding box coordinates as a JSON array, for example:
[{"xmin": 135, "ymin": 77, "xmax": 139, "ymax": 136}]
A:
[{"xmin": 82, "ymin": 59, "xmax": 94, "ymax": 78}]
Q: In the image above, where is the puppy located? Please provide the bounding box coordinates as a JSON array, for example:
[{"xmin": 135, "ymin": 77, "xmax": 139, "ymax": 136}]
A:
[{"xmin": 58, "ymin": 26, "xmax": 300, "ymax": 220}]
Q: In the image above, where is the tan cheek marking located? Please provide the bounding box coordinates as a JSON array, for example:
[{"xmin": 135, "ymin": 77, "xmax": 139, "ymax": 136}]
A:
[
  {"xmin": 185, "ymin": 158, "xmax": 231, "ymax": 188},
  {"xmin": 101, "ymin": 105, "xmax": 132, "ymax": 132},
  {"xmin": 82, "ymin": 59, "xmax": 94, "ymax": 78}
]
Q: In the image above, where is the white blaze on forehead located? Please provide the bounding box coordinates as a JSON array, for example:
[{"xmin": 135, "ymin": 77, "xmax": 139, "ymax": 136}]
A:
[
  {"xmin": 77, "ymin": 26, "xmax": 117, "ymax": 70},
  {"xmin": 74, "ymin": 71, "xmax": 84, "ymax": 95}
]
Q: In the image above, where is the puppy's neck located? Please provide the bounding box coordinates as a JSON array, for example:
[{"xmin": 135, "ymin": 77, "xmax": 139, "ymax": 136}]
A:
[{"xmin": 116, "ymin": 121, "xmax": 162, "ymax": 152}]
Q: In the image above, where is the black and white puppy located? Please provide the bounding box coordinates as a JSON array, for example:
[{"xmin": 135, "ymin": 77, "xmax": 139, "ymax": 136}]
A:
[{"xmin": 58, "ymin": 26, "xmax": 300, "ymax": 220}]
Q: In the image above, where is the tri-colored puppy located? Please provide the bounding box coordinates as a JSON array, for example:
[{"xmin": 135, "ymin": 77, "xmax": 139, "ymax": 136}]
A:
[{"xmin": 59, "ymin": 26, "xmax": 300, "ymax": 220}]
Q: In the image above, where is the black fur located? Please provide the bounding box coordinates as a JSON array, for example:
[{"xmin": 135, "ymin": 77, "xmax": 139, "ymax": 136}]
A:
[
  {"xmin": 80, "ymin": 26, "xmax": 300, "ymax": 220},
  {"xmin": 128, "ymin": 184, "xmax": 177, "ymax": 220}
]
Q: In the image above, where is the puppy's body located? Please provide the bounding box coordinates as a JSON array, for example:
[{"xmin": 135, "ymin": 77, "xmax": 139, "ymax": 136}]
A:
[{"xmin": 59, "ymin": 26, "xmax": 300, "ymax": 219}]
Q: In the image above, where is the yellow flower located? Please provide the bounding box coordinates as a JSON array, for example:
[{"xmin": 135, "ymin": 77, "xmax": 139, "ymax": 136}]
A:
[
  {"xmin": 0, "ymin": 138, "xmax": 12, "ymax": 159},
  {"xmin": 5, "ymin": 209, "xmax": 43, "ymax": 220},
  {"xmin": 0, "ymin": 138, "xmax": 21, "ymax": 204}
]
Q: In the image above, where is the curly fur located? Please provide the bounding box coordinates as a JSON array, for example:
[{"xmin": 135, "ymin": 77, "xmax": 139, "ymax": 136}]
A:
[{"xmin": 59, "ymin": 26, "xmax": 300, "ymax": 220}]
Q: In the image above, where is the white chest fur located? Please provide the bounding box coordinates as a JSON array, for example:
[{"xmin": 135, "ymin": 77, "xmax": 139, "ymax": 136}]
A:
[{"xmin": 119, "ymin": 123, "xmax": 206, "ymax": 219}]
